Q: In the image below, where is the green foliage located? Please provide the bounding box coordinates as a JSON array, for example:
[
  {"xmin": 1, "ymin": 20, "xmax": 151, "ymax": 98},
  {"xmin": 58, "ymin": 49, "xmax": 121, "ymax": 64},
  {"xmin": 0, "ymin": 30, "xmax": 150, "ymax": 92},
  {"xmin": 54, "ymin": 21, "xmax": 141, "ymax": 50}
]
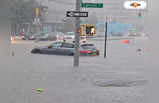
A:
[{"xmin": 10, "ymin": 0, "xmax": 39, "ymax": 24}]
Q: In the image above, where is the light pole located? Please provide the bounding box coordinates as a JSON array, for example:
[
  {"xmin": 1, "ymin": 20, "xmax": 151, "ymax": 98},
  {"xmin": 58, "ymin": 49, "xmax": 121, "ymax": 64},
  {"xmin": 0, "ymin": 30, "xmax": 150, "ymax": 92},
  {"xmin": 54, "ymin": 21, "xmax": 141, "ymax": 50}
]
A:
[
  {"xmin": 104, "ymin": 21, "xmax": 107, "ymax": 58},
  {"xmin": 74, "ymin": 0, "xmax": 81, "ymax": 67}
]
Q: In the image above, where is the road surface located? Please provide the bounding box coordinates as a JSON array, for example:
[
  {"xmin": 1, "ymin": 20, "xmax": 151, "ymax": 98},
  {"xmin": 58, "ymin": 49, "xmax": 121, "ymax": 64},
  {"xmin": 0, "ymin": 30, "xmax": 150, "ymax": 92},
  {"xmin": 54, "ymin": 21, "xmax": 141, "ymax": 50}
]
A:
[{"xmin": 1, "ymin": 38, "xmax": 149, "ymax": 103}]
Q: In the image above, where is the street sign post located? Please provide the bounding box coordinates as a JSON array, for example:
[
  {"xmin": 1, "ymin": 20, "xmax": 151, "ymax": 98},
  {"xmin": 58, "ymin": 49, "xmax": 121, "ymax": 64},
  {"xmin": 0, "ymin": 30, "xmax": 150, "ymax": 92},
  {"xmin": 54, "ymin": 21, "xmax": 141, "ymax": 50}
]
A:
[
  {"xmin": 73, "ymin": 0, "xmax": 81, "ymax": 67},
  {"xmin": 104, "ymin": 17, "xmax": 111, "ymax": 58},
  {"xmin": 66, "ymin": 3, "xmax": 89, "ymax": 67},
  {"xmin": 81, "ymin": 3, "xmax": 103, "ymax": 8},
  {"xmin": 71, "ymin": 0, "xmax": 103, "ymax": 67},
  {"xmin": 66, "ymin": 11, "xmax": 88, "ymax": 17},
  {"xmin": 104, "ymin": 22, "xmax": 108, "ymax": 58}
]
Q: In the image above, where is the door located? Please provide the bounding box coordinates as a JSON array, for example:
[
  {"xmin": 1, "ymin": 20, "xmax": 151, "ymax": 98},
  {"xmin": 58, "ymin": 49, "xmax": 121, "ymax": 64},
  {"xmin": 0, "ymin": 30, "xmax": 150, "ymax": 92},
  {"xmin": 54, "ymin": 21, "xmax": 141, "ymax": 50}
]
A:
[
  {"xmin": 47, "ymin": 42, "xmax": 63, "ymax": 55},
  {"xmin": 58, "ymin": 43, "xmax": 74, "ymax": 55}
]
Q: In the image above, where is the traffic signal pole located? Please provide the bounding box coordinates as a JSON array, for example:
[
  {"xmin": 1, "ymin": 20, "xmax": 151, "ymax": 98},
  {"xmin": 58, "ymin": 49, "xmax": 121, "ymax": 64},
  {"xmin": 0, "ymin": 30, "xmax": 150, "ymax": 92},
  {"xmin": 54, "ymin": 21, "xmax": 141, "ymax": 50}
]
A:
[{"xmin": 74, "ymin": 0, "xmax": 81, "ymax": 67}]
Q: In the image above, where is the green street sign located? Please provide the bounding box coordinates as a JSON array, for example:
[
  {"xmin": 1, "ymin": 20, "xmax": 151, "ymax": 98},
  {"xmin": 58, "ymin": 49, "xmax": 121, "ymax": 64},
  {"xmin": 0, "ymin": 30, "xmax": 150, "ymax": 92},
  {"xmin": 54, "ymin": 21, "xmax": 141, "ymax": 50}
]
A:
[{"xmin": 81, "ymin": 3, "xmax": 103, "ymax": 8}]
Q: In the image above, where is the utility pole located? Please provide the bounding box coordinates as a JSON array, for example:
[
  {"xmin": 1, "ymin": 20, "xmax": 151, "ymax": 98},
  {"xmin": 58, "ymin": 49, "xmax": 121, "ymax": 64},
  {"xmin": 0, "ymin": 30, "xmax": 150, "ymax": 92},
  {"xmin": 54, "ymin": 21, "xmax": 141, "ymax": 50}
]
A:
[
  {"xmin": 74, "ymin": 0, "xmax": 81, "ymax": 67},
  {"xmin": 104, "ymin": 21, "xmax": 108, "ymax": 58},
  {"xmin": 104, "ymin": 16, "xmax": 110, "ymax": 58}
]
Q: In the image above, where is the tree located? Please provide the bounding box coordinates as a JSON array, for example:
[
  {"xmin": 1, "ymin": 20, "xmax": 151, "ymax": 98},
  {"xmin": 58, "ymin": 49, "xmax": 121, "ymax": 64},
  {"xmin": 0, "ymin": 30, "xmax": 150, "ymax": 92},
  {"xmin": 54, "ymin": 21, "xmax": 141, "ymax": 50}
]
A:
[{"xmin": 9, "ymin": 0, "xmax": 48, "ymax": 34}]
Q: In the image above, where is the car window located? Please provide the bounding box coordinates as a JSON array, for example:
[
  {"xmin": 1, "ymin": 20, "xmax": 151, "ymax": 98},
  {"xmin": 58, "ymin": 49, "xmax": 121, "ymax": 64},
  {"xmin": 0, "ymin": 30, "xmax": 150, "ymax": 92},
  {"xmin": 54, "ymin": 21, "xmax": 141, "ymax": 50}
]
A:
[
  {"xmin": 52, "ymin": 42, "xmax": 62, "ymax": 48},
  {"xmin": 62, "ymin": 43, "xmax": 74, "ymax": 48},
  {"xmin": 81, "ymin": 44, "xmax": 94, "ymax": 47}
]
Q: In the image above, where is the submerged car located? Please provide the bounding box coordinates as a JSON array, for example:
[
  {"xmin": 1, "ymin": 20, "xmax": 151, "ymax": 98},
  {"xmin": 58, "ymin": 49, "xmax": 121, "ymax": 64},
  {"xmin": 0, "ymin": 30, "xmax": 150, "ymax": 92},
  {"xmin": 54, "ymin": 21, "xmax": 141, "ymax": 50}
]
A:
[
  {"xmin": 80, "ymin": 43, "xmax": 100, "ymax": 56},
  {"xmin": 31, "ymin": 42, "xmax": 99, "ymax": 56}
]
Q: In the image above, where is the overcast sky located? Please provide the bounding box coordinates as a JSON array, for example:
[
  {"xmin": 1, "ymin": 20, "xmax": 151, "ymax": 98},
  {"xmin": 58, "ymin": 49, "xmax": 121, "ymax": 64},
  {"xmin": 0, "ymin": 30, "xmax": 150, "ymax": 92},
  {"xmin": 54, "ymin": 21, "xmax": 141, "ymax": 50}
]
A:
[{"xmin": 41, "ymin": 0, "xmax": 148, "ymax": 25}]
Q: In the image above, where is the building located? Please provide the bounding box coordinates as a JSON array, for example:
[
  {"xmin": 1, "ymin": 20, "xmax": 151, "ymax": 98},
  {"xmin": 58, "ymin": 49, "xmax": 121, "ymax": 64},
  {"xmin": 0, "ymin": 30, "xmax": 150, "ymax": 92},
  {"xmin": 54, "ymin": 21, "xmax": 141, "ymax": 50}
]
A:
[{"xmin": 39, "ymin": 0, "xmax": 148, "ymax": 36}]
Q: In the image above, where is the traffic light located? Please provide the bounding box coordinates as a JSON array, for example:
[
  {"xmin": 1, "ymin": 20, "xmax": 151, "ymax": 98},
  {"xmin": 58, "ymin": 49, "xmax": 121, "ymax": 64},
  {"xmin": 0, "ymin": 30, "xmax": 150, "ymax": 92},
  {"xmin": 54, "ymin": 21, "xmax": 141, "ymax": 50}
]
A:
[
  {"xmin": 80, "ymin": 24, "xmax": 96, "ymax": 36},
  {"xmin": 86, "ymin": 26, "xmax": 91, "ymax": 35},
  {"xmin": 78, "ymin": 26, "xmax": 82, "ymax": 36},
  {"xmin": 131, "ymin": 2, "xmax": 141, "ymax": 8},
  {"xmin": 90, "ymin": 26, "xmax": 96, "ymax": 35},
  {"xmin": 35, "ymin": 8, "xmax": 39, "ymax": 17},
  {"xmin": 86, "ymin": 25, "xmax": 96, "ymax": 36}
]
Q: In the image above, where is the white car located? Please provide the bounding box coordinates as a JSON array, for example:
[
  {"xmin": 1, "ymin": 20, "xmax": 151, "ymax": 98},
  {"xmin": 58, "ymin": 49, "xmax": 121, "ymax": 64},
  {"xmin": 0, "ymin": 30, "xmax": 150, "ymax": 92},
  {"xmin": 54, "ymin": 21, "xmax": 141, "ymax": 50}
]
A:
[
  {"xmin": 11, "ymin": 35, "xmax": 25, "ymax": 41},
  {"xmin": 80, "ymin": 36, "xmax": 87, "ymax": 43},
  {"xmin": 64, "ymin": 32, "xmax": 75, "ymax": 40},
  {"xmin": 56, "ymin": 34, "xmax": 65, "ymax": 41}
]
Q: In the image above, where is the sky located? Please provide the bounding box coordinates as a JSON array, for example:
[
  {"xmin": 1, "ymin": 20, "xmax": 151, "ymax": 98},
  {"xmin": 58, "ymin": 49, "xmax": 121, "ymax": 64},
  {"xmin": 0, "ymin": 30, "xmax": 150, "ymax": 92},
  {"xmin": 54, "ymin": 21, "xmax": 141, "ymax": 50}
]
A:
[{"xmin": 43, "ymin": 0, "xmax": 148, "ymax": 24}]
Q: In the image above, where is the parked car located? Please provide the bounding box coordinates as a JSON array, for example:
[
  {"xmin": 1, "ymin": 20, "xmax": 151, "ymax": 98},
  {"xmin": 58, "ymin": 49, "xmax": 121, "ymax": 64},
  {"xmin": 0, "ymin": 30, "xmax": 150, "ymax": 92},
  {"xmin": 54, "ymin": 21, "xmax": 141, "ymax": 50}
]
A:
[
  {"xmin": 36, "ymin": 33, "xmax": 50, "ymax": 41},
  {"xmin": 72, "ymin": 36, "xmax": 87, "ymax": 43},
  {"xmin": 64, "ymin": 32, "xmax": 75, "ymax": 40},
  {"xmin": 128, "ymin": 32, "xmax": 148, "ymax": 37},
  {"xmin": 31, "ymin": 42, "xmax": 74, "ymax": 55},
  {"xmin": 11, "ymin": 35, "xmax": 25, "ymax": 40},
  {"xmin": 80, "ymin": 43, "xmax": 100, "ymax": 56},
  {"xmin": 31, "ymin": 42, "xmax": 99, "ymax": 56},
  {"xmin": 56, "ymin": 34, "xmax": 64, "ymax": 41},
  {"xmin": 28, "ymin": 35, "xmax": 36, "ymax": 40},
  {"xmin": 32, "ymin": 32, "xmax": 56, "ymax": 41},
  {"xmin": 80, "ymin": 36, "xmax": 87, "ymax": 43}
]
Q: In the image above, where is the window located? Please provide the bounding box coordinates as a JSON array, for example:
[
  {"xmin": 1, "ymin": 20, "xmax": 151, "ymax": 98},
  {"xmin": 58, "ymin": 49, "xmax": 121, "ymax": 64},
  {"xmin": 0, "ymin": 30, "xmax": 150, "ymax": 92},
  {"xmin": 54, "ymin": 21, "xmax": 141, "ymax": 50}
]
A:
[
  {"xmin": 52, "ymin": 42, "xmax": 62, "ymax": 48},
  {"xmin": 62, "ymin": 43, "xmax": 74, "ymax": 48}
]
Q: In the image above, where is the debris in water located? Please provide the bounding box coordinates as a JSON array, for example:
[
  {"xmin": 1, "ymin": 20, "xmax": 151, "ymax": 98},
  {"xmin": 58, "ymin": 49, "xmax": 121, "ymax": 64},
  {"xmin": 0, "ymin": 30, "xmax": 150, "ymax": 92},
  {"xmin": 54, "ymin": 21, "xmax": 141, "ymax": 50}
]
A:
[
  {"xmin": 36, "ymin": 88, "xmax": 44, "ymax": 93},
  {"xmin": 121, "ymin": 40, "xmax": 130, "ymax": 44}
]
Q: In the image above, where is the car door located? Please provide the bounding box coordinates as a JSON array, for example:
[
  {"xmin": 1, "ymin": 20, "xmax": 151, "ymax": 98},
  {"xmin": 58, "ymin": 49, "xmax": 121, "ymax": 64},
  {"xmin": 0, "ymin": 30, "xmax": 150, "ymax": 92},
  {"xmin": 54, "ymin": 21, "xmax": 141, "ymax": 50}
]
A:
[
  {"xmin": 53, "ymin": 43, "xmax": 67, "ymax": 55},
  {"xmin": 47, "ymin": 42, "xmax": 62, "ymax": 55},
  {"xmin": 60, "ymin": 43, "xmax": 74, "ymax": 55},
  {"xmin": 39, "ymin": 46, "xmax": 56, "ymax": 54}
]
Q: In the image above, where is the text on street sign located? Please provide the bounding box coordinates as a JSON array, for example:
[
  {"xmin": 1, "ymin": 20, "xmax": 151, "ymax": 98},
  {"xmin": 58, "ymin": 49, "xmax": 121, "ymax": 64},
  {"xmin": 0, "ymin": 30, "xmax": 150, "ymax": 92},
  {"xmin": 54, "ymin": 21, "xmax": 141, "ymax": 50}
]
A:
[{"xmin": 66, "ymin": 11, "xmax": 88, "ymax": 17}]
